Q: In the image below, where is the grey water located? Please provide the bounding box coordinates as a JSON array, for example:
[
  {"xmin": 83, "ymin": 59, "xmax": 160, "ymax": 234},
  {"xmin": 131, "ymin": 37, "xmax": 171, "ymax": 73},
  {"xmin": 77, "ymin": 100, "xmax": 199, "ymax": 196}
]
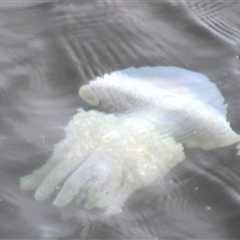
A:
[{"xmin": 1, "ymin": 1, "xmax": 240, "ymax": 239}]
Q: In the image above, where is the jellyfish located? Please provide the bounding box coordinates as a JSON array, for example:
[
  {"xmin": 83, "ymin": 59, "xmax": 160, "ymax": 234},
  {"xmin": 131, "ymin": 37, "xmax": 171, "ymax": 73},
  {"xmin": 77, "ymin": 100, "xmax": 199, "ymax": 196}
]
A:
[{"xmin": 20, "ymin": 66, "xmax": 240, "ymax": 216}]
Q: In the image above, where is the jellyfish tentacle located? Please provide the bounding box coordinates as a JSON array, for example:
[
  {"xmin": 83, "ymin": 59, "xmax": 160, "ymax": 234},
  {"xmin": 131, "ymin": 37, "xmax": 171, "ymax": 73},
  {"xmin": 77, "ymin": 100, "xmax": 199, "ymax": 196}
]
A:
[
  {"xmin": 34, "ymin": 153, "xmax": 90, "ymax": 201},
  {"xmin": 53, "ymin": 150, "xmax": 121, "ymax": 207},
  {"xmin": 21, "ymin": 110, "xmax": 117, "ymax": 197},
  {"xmin": 82, "ymin": 149, "xmax": 125, "ymax": 210},
  {"xmin": 104, "ymin": 135, "xmax": 185, "ymax": 216},
  {"xmin": 20, "ymin": 155, "xmax": 62, "ymax": 191}
]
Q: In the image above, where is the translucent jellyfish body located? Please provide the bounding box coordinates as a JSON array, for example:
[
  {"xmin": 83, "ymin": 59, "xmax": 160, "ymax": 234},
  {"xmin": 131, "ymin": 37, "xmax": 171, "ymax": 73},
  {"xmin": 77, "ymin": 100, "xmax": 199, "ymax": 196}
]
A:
[{"xmin": 20, "ymin": 66, "xmax": 240, "ymax": 216}]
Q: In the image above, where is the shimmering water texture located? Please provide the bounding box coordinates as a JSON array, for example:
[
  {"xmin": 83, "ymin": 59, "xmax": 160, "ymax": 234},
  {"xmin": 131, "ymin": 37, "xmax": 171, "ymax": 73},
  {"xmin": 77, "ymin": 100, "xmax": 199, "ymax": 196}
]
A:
[{"xmin": 20, "ymin": 66, "xmax": 240, "ymax": 216}]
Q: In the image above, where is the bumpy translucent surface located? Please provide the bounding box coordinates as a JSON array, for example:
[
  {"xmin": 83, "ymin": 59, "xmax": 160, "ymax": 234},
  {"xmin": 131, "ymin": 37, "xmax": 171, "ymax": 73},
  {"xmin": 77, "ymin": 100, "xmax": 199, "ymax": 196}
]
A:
[{"xmin": 20, "ymin": 66, "xmax": 240, "ymax": 216}]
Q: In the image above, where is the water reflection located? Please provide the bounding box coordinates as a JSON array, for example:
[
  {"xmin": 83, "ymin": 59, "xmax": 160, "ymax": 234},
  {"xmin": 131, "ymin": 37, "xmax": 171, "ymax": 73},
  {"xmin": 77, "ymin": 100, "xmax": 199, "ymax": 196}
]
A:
[{"xmin": 1, "ymin": 1, "xmax": 240, "ymax": 239}]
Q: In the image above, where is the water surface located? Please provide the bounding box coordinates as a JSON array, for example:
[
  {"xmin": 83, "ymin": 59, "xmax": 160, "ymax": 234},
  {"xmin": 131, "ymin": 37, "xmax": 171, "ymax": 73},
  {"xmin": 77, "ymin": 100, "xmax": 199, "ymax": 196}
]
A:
[{"xmin": 1, "ymin": 1, "xmax": 240, "ymax": 239}]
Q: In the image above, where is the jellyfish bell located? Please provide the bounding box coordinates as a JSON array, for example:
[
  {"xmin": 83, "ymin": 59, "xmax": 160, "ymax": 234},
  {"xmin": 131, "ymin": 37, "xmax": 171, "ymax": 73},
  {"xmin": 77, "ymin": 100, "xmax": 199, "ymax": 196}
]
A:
[
  {"xmin": 79, "ymin": 85, "xmax": 100, "ymax": 107},
  {"xmin": 80, "ymin": 66, "xmax": 225, "ymax": 112},
  {"xmin": 20, "ymin": 66, "xmax": 240, "ymax": 216},
  {"xmin": 80, "ymin": 66, "xmax": 240, "ymax": 150}
]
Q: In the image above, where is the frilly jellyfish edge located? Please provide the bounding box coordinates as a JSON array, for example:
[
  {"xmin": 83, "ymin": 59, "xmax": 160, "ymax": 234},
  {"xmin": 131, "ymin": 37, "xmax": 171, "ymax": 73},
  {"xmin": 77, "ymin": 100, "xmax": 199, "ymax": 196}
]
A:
[{"xmin": 20, "ymin": 66, "xmax": 240, "ymax": 216}]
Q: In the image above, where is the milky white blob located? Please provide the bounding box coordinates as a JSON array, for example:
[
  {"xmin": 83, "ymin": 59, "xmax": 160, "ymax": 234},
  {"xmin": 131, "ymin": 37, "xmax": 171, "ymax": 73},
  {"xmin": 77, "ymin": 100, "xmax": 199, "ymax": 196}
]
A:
[{"xmin": 20, "ymin": 66, "xmax": 240, "ymax": 216}]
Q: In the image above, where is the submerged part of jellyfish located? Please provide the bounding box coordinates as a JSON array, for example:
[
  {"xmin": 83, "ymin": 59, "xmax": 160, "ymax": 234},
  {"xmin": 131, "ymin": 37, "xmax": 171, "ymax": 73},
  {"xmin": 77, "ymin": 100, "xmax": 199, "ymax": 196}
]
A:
[{"xmin": 20, "ymin": 66, "xmax": 240, "ymax": 216}]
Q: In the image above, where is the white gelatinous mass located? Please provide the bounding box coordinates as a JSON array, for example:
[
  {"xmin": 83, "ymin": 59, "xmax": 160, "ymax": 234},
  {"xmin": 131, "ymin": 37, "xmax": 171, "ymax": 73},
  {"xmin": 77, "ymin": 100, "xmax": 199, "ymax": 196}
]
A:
[{"xmin": 20, "ymin": 66, "xmax": 240, "ymax": 216}]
